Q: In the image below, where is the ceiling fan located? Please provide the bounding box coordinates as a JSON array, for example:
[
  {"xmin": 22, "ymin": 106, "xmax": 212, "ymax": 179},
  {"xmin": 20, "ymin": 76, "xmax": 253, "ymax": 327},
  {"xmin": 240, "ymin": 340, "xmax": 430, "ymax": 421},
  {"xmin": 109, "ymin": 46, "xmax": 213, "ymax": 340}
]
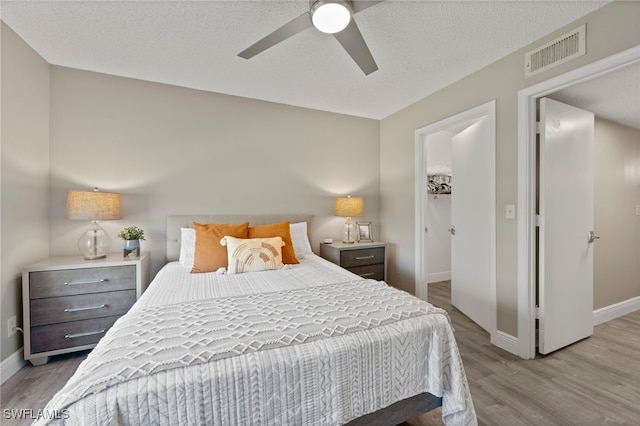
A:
[{"xmin": 238, "ymin": 0, "xmax": 383, "ymax": 75}]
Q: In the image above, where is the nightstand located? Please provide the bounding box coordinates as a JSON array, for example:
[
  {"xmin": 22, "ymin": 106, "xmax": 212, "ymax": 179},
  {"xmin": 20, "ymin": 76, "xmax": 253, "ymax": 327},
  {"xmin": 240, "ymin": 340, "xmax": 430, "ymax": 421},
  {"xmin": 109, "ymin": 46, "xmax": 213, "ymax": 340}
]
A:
[
  {"xmin": 319, "ymin": 242, "xmax": 387, "ymax": 281},
  {"xmin": 22, "ymin": 252, "xmax": 150, "ymax": 366}
]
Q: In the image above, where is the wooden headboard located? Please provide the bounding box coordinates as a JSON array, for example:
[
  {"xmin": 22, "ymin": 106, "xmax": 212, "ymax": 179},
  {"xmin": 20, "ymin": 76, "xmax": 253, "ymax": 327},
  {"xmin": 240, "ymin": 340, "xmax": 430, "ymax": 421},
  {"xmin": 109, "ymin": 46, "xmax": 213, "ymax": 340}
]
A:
[{"xmin": 166, "ymin": 214, "xmax": 314, "ymax": 262}]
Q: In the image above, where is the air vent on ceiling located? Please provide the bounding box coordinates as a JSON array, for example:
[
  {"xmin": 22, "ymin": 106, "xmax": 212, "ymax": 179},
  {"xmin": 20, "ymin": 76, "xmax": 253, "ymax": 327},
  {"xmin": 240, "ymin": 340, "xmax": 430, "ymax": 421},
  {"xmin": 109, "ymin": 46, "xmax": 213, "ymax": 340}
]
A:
[{"xmin": 525, "ymin": 24, "xmax": 586, "ymax": 78}]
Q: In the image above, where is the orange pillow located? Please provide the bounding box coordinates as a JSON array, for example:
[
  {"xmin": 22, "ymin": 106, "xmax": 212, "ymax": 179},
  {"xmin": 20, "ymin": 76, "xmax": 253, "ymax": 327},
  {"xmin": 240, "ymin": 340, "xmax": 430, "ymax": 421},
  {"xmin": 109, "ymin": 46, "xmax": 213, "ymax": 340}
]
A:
[
  {"xmin": 248, "ymin": 221, "xmax": 299, "ymax": 264},
  {"xmin": 191, "ymin": 222, "xmax": 249, "ymax": 273}
]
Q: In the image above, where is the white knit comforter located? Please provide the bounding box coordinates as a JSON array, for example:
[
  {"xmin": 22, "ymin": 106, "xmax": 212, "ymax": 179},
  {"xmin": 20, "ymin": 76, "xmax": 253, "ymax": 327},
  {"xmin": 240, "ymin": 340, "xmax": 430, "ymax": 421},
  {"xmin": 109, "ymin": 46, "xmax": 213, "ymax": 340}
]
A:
[{"xmin": 36, "ymin": 256, "xmax": 476, "ymax": 425}]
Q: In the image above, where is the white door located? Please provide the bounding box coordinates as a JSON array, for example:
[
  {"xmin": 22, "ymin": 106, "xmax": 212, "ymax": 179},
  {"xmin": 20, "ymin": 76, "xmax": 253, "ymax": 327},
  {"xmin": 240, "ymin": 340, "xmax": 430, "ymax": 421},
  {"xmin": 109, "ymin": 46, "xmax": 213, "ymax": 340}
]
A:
[
  {"xmin": 538, "ymin": 97, "xmax": 595, "ymax": 355},
  {"xmin": 450, "ymin": 115, "xmax": 494, "ymax": 332}
]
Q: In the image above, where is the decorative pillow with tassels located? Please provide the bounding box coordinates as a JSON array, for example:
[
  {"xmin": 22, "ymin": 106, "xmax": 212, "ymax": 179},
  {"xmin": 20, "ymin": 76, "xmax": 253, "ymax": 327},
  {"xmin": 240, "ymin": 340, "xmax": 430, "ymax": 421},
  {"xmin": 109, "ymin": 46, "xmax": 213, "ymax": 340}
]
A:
[{"xmin": 220, "ymin": 236, "xmax": 285, "ymax": 274}]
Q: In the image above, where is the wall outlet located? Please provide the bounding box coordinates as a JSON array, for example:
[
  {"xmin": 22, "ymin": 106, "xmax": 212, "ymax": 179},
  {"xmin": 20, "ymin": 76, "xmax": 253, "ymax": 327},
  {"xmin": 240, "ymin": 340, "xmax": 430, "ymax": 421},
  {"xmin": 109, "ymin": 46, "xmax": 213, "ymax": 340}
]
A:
[{"xmin": 7, "ymin": 316, "xmax": 17, "ymax": 338}]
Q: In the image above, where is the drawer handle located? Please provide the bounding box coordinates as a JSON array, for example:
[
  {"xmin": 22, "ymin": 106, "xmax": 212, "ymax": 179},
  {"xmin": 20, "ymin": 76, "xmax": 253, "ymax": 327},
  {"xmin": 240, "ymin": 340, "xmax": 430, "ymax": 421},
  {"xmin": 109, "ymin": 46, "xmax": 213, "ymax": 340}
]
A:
[
  {"xmin": 64, "ymin": 304, "xmax": 107, "ymax": 313},
  {"xmin": 359, "ymin": 272, "xmax": 375, "ymax": 277},
  {"xmin": 64, "ymin": 329, "xmax": 106, "ymax": 339},
  {"xmin": 355, "ymin": 255, "xmax": 375, "ymax": 260},
  {"xmin": 64, "ymin": 279, "xmax": 107, "ymax": 286}
]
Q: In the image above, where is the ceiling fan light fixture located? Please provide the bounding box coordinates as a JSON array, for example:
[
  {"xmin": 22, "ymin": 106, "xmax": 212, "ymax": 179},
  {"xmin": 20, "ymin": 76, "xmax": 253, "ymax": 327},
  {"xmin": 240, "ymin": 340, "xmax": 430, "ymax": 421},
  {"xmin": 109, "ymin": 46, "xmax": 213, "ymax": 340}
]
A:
[{"xmin": 311, "ymin": 1, "xmax": 352, "ymax": 34}]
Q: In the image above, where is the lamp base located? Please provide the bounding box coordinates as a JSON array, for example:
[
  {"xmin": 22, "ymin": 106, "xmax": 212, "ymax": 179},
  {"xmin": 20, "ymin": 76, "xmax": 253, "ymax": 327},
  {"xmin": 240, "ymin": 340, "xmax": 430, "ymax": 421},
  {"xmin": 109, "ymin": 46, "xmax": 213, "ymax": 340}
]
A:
[
  {"xmin": 78, "ymin": 221, "xmax": 111, "ymax": 260},
  {"xmin": 84, "ymin": 253, "xmax": 107, "ymax": 261},
  {"xmin": 342, "ymin": 217, "xmax": 356, "ymax": 244}
]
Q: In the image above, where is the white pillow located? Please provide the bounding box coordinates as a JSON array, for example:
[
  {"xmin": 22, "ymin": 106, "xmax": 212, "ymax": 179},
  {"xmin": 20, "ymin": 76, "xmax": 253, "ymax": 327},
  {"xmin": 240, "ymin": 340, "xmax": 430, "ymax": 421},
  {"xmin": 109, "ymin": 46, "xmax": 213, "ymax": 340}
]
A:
[
  {"xmin": 178, "ymin": 227, "xmax": 196, "ymax": 269},
  {"xmin": 290, "ymin": 222, "xmax": 312, "ymax": 258},
  {"xmin": 220, "ymin": 236, "xmax": 285, "ymax": 274}
]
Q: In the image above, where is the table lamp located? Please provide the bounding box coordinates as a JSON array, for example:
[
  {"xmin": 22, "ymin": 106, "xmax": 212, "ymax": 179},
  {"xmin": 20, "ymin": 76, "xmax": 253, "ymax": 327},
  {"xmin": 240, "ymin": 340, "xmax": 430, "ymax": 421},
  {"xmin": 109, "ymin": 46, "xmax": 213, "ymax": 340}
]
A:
[
  {"xmin": 65, "ymin": 188, "xmax": 122, "ymax": 259},
  {"xmin": 334, "ymin": 195, "xmax": 364, "ymax": 243}
]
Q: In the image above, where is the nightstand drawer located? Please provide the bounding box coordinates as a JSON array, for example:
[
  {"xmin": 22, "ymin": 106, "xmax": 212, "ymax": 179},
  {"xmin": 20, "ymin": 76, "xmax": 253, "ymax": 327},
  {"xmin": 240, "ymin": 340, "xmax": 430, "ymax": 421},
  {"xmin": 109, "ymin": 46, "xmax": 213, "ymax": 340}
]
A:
[
  {"xmin": 30, "ymin": 315, "xmax": 120, "ymax": 354},
  {"xmin": 341, "ymin": 247, "xmax": 385, "ymax": 268},
  {"xmin": 30, "ymin": 290, "xmax": 136, "ymax": 327},
  {"xmin": 348, "ymin": 263, "xmax": 385, "ymax": 281},
  {"xmin": 29, "ymin": 265, "xmax": 136, "ymax": 299}
]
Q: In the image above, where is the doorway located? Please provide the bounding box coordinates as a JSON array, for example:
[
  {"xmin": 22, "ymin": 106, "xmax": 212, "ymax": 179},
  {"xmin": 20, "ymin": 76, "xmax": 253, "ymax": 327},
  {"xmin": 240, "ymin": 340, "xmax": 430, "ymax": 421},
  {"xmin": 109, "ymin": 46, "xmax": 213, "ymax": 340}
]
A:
[
  {"xmin": 517, "ymin": 45, "xmax": 640, "ymax": 359},
  {"xmin": 414, "ymin": 100, "xmax": 496, "ymax": 337}
]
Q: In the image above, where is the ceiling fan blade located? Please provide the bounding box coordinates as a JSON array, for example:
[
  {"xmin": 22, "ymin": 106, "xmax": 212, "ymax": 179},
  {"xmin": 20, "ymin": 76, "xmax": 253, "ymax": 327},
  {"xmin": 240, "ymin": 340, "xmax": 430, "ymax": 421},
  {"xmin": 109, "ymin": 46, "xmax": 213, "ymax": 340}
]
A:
[
  {"xmin": 238, "ymin": 13, "xmax": 312, "ymax": 59},
  {"xmin": 333, "ymin": 19, "xmax": 378, "ymax": 75},
  {"xmin": 351, "ymin": 0, "xmax": 384, "ymax": 14}
]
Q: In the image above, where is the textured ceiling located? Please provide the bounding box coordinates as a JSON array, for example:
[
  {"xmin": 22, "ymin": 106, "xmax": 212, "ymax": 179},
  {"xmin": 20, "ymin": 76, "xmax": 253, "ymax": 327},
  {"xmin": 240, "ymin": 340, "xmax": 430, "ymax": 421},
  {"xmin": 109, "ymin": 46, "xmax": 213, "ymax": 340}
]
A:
[
  {"xmin": 0, "ymin": 0, "xmax": 613, "ymax": 119},
  {"xmin": 550, "ymin": 62, "xmax": 640, "ymax": 129}
]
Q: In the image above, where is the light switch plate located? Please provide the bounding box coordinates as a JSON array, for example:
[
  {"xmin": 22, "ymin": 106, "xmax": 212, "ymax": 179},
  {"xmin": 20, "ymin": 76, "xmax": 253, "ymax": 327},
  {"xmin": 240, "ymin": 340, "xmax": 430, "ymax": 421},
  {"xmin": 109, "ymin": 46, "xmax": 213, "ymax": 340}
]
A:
[
  {"xmin": 636, "ymin": 205, "xmax": 640, "ymax": 216},
  {"xmin": 505, "ymin": 204, "xmax": 516, "ymax": 219}
]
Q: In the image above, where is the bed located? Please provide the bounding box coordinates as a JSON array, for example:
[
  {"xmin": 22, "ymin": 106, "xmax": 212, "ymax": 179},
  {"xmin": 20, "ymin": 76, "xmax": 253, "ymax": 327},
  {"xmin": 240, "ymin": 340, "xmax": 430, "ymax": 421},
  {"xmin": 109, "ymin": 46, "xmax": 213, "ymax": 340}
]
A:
[{"xmin": 36, "ymin": 214, "xmax": 476, "ymax": 425}]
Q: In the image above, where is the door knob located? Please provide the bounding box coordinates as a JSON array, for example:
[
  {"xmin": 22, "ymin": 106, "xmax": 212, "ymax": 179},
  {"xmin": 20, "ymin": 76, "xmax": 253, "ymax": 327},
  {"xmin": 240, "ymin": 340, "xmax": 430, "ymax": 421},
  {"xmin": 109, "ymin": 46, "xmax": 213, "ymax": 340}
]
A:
[
  {"xmin": 448, "ymin": 226, "xmax": 456, "ymax": 235},
  {"xmin": 588, "ymin": 231, "xmax": 600, "ymax": 243}
]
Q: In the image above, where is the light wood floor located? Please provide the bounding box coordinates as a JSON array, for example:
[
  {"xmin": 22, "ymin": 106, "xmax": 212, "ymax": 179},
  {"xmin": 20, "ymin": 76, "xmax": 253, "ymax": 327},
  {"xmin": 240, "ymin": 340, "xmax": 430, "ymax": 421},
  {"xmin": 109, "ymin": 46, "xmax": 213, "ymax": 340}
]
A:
[
  {"xmin": 2, "ymin": 281, "xmax": 639, "ymax": 425},
  {"xmin": 409, "ymin": 281, "xmax": 640, "ymax": 426}
]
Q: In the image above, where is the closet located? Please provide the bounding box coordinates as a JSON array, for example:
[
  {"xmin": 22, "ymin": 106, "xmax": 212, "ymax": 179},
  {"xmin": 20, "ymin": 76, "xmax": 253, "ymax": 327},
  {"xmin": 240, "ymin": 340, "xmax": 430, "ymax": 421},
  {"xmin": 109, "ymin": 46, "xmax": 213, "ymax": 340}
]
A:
[
  {"xmin": 425, "ymin": 132, "xmax": 453, "ymax": 284},
  {"xmin": 417, "ymin": 101, "xmax": 496, "ymax": 334}
]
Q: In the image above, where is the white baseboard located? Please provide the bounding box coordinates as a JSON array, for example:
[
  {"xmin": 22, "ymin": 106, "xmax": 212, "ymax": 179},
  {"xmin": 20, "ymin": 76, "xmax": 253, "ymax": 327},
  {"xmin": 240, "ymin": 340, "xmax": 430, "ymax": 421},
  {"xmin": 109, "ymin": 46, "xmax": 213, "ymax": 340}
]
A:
[
  {"xmin": 491, "ymin": 330, "xmax": 519, "ymax": 356},
  {"xmin": 593, "ymin": 296, "xmax": 640, "ymax": 326},
  {"xmin": 1, "ymin": 347, "xmax": 26, "ymax": 385},
  {"xmin": 491, "ymin": 298, "xmax": 640, "ymax": 359},
  {"xmin": 427, "ymin": 271, "xmax": 451, "ymax": 283}
]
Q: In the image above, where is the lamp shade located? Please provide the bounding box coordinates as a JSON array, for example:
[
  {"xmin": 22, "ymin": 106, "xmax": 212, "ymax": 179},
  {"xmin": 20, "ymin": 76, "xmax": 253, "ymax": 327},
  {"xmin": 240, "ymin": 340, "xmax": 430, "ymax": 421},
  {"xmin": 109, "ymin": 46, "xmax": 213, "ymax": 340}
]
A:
[
  {"xmin": 334, "ymin": 196, "xmax": 364, "ymax": 218},
  {"xmin": 65, "ymin": 189, "xmax": 123, "ymax": 221}
]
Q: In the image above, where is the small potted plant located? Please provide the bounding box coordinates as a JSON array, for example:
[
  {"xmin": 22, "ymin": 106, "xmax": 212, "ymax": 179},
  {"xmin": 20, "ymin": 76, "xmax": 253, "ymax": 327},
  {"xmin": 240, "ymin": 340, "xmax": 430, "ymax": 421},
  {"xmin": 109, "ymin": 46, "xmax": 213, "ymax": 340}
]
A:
[{"xmin": 117, "ymin": 226, "xmax": 145, "ymax": 258}]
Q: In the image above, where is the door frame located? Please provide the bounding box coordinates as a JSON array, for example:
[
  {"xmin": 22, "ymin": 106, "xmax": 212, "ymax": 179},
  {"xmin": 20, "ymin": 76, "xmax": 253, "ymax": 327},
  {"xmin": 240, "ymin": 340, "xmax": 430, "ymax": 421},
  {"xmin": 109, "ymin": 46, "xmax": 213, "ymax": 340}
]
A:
[
  {"xmin": 414, "ymin": 100, "xmax": 496, "ymax": 337},
  {"xmin": 516, "ymin": 45, "xmax": 640, "ymax": 359}
]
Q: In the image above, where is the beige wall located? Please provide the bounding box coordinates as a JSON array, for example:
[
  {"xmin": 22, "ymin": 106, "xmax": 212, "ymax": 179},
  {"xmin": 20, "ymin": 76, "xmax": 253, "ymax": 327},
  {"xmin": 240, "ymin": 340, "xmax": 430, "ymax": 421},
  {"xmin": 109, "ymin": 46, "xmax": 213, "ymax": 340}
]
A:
[
  {"xmin": 48, "ymin": 67, "xmax": 380, "ymax": 278},
  {"xmin": 379, "ymin": 2, "xmax": 640, "ymax": 336},
  {"xmin": 1, "ymin": 23, "xmax": 50, "ymax": 361},
  {"xmin": 594, "ymin": 119, "xmax": 640, "ymax": 309}
]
